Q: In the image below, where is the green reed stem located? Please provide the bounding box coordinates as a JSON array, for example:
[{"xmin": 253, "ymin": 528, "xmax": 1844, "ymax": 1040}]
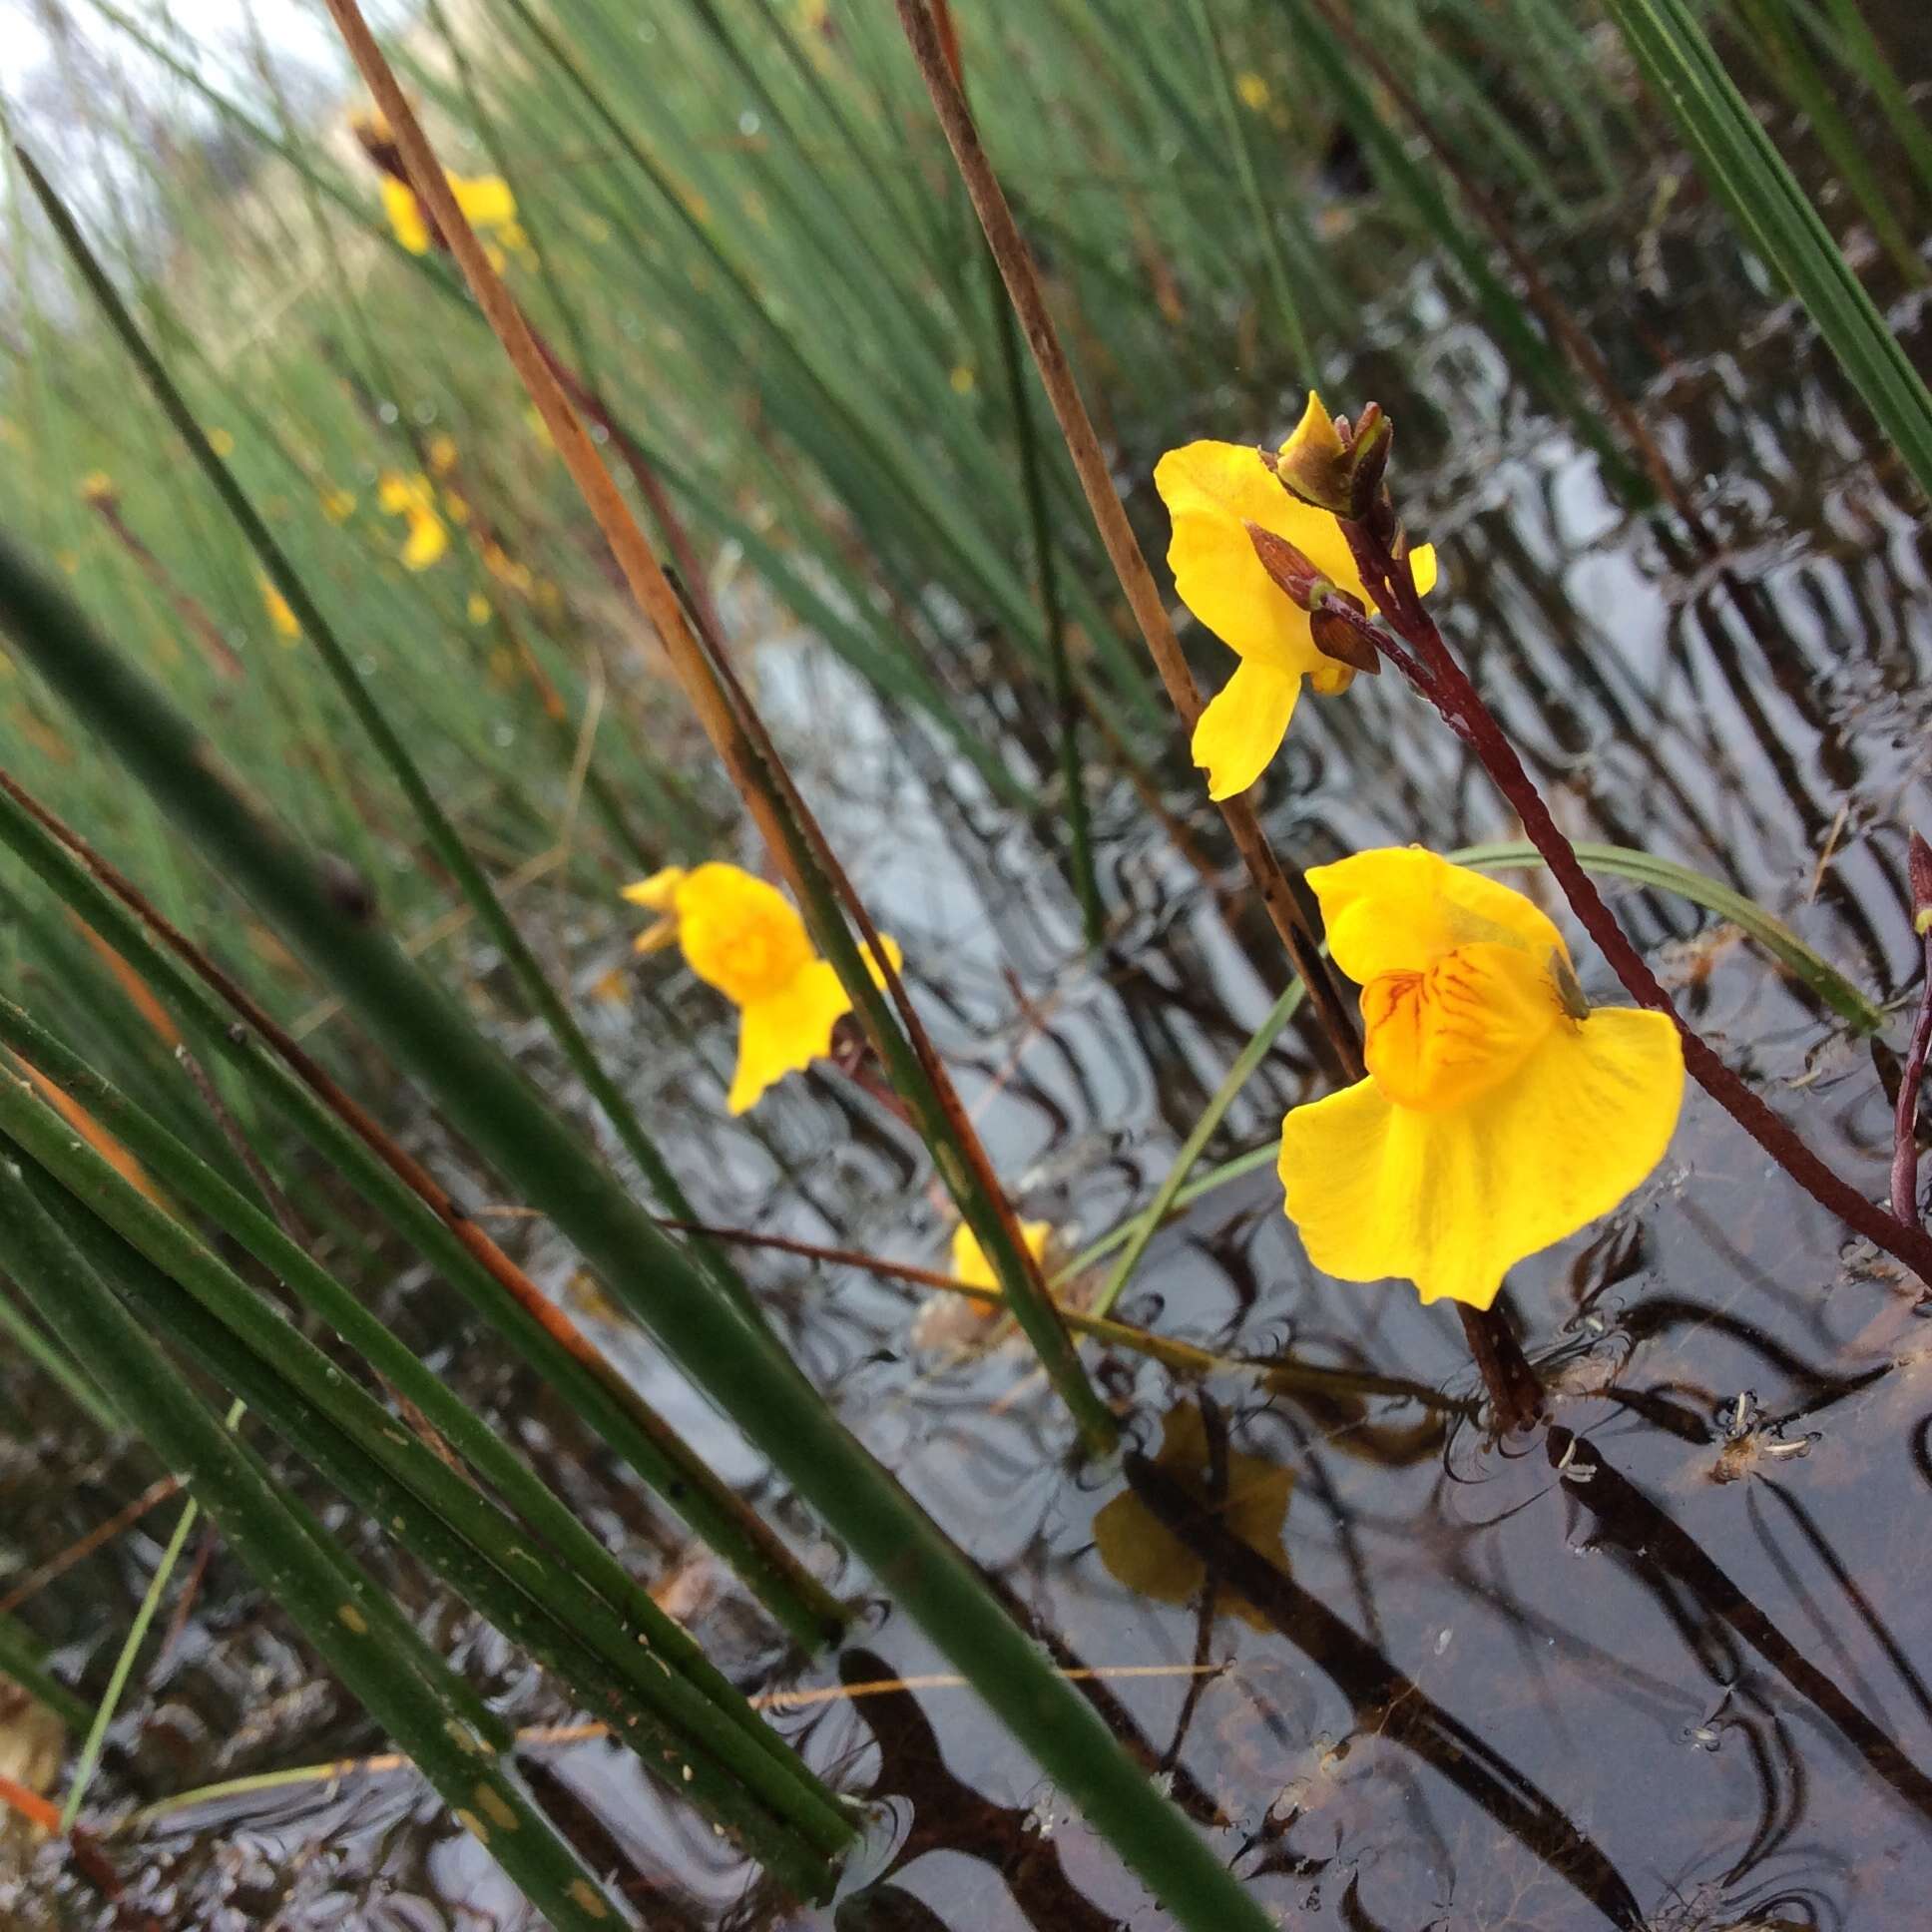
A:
[
  {"xmin": 0, "ymin": 525, "xmax": 1275, "ymax": 1932},
  {"xmin": 1600, "ymin": 0, "xmax": 1932, "ymax": 501},
  {"xmin": 0, "ymin": 772, "xmax": 843, "ymax": 1650},
  {"xmin": 0, "ymin": 1155, "xmax": 626, "ymax": 1932},
  {"xmin": 0, "ymin": 989, "xmax": 845, "ymax": 1834},
  {"xmin": 13, "ymin": 142, "xmax": 752, "ymax": 1329},
  {"xmin": 8, "ymin": 1130, "xmax": 847, "ymax": 1888}
]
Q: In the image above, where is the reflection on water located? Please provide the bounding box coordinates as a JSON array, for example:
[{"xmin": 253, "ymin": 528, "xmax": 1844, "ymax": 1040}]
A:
[{"xmin": 8, "ymin": 65, "xmax": 1932, "ymax": 1932}]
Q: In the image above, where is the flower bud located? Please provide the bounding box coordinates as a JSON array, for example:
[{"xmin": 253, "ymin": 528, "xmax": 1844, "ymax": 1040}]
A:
[
  {"xmin": 1911, "ymin": 829, "xmax": 1932, "ymax": 936},
  {"xmin": 1265, "ymin": 391, "xmax": 1354, "ymax": 516},
  {"xmin": 1243, "ymin": 520, "xmax": 1321, "ymax": 607},
  {"xmin": 1309, "ymin": 598, "xmax": 1380, "ymax": 676}
]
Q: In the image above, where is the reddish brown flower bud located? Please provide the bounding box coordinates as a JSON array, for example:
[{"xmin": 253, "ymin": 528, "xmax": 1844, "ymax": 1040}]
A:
[
  {"xmin": 1243, "ymin": 521, "xmax": 1321, "ymax": 607},
  {"xmin": 1309, "ymin": 600, "xmax": 1381, "ymax": 676},
  {"xmin": 1910, "ymin": 829, "xmax": 1932, "ymax": 936}
]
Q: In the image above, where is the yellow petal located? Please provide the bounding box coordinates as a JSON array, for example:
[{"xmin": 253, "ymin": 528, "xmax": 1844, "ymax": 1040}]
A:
[
  {"xmin": 861, "ymin": 931, "xmax": 904, "ymax": 991},
  {"xmin": 259, "ymin": 576, "xmax": 302, "ymax": 641},
  {"xmin": 452, "ymin": 173, "xmax": 517, "ymax": 230},
  {"xmin": 1190, "ymin": 657, "xmax": 1301, "ymax": 800},
  {"xmin": 380, "ymin": 177, "xmax": 431, "ymax": 253},
  {"xmin": 1278, "ymin": 1006, "xmax": 1684, "ymax": 1308},
  {"xmin": 727, "ymin": 959, "xmax": 851, "ymax": 1114},
  {"xmin": 399, "ymin": 510, "xmax": 447, "ymax": 570},
  {"xmin": 949, "ymin": 1217, "xmax": 1053, "ymax": 1292},
  {"xmin": 620, "ymin": 866, "xmax": 687, "ymax": 910},
  {"xmin": 1154, "ymin": 439, "xmax": 1364, "ymax": 678},
  {"xmin": 1310, "ymin": 846, "xmax": 1569, "ymax": 986},
  {"xmin": 1272, "ymin": 390, "xmax": 1351, "ymax": 512},
  {"xmin": 1409, "ymin": 543, "xmax": 1437, "ymax": 597},
  {"xmin": 673, "ymin": 862, "xmax": 816, "ymax": 1007},
  {"xmin": 1361, "ymin": 940, "xmax": 1558, "ymax": 1112}
]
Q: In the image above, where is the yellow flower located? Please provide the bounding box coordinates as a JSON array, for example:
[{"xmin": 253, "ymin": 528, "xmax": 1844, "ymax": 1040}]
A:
[
  {"xmin": 259, "ymin": 576, "xmax": 301, "ymax": 641},
  {"xmin": 948, "ymin": 363, "xmax": 976, "ymax": 395},
  {"xmin": 79, "ymin": 470, "xmax": 116, "ymax": 505},
  {"xmin": 1277, "ymin": 848, "xmax": 1684, "ymax": 1310},
  {"xmin": 426, "ymin": 431, "xmax": 459, "ymax": 476},
  {"xmin": 624, "ymin": 862, "xmax": 900, "ymax": 1115},
  {"xmin": 949, "ymin": 1216, "xmax": 1053, "ymax": 1293},
  {"xmin": 379, "ymin": 170, "xmax": 519, "ymax": 256},
  {"xmin": 376, "ymin": 470, "xmax": 448, "ymax": 570},
  {"xmin": 1154, "ymin": 392, "xmax": 1438, "ymax": 800},
  {"xmin": 321, "ymin": 487, "xmax": 357, "ymax": 523},
  {"xmin": 467, "ymin": 591, "xmax": 493, "ymax": 626},
  {"xmin": 206, "ymin": 427, "xmax": 235, "ymax": 458},
  {"xmin": 1234, "ymin": 70, "xmax": 1271, "ymax": 112}
]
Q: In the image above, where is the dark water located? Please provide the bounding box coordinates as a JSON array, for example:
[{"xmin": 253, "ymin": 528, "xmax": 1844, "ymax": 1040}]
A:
[{"xmin": 9, "ymin": 57, "xmax": 1932, "ymax": 1932}]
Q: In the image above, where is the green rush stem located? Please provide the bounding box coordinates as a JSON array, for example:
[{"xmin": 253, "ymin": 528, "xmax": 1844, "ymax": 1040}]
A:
[
  {"xmin": 1343, "ymin": 512, "xmax": 1932, "ymax": 1288},
  {"xmin": 891, "ymin": 0, "xmax": 1365, "ymax": 1089},
  {"xmin": 986, "ymin": 248, "xmax": 1103, "ymax": 948},
  {"xmin": 0, "ymin": 525, "xmax": 1276, "ymax": 1932},
  {"xmin": 0, "ymin": 992, "xmax": 849, "ymax": 1837},
  {"xmin": 11, "ymin": 142, "xmax": 756, "ymax": 1335},
  {"xmin": 0, "ymin": 1610, "xmax": 93, "ymax": 1734},
  {"xmin": 0, "ymin": 768, "xmax": 844, "ymax": 1650},
  {"xmin": 17, "ymin": 1160, "xmax": 844, "ymax": 1894},
  {"xmin": 0, "ymin": 1156, "xmax": 628, "ymax": 1932}
]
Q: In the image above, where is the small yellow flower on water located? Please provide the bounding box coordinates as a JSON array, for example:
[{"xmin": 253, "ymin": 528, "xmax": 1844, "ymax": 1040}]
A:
[
  {"xmin": 622, "ymin": 862, "xmax": 900, "ymax": 1115},
  {"xmin": 467, "ymin": 591, "xmax": 493, "ymax": 626},
  {"xmin": 1234, "ymin": 70, "xmax": 1271, "ymax": 113},
  {"xmin": 949, "ymin": 1217, "xmax": 1053, "ymax": 1295},
  {"xmin": 376, "ymin": 470, "xmax": 448, "ymax": 570},
  {"xmin": 206, "ymin": 427, "xmax": 235, "ymax": 458},
  {"xmin": 321, "ymin": 487, "xmax": 357, "ymax": 524},
  {"xmin": 1154, "ymin": 391, "xmax": 1437, "ymax": 800},
  {"xmin": 259, "ymin": 576, "xmax": 302, "ymax": 642},
  {"xmin": 1276, "ymin": 848, "xmax": 1685, "ymax": 1310}
]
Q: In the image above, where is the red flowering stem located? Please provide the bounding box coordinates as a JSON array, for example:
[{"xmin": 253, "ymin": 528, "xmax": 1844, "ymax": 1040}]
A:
[
  {"xmin": 1344, "ymin": 519, "xmax": 1932, "ymax": 1287},
  {"xmin": 1890, "ymin": 834, "xmax": 1932, "ymax": 1227}
]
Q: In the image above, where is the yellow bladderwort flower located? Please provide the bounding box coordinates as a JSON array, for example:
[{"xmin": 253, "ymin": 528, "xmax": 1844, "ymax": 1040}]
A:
[
  {"xmin": 949, "ymin": 1216, "xmax": 1053, "ymax": 1294},
  {"xmin": 379, "ymin": 169, "xmax": 519, "ymax": 263},
  {"xmin": 259, "ymin": 576, "xmax": 301, "ymax": 642},
  {"xmin": 624, "ymin": 862, "xmax": 902, "ymax": 1115},
  {"xmin": 376, "ymin": 470, "xmax": 448, "ymax": 570},
  {"xmin": 1153, "ymin": 391, "xmax": 1438, "ymax": 800},
  {"xmin": 1277, "ymin": 848, "xmax": 1684, "ymax": 1310}
]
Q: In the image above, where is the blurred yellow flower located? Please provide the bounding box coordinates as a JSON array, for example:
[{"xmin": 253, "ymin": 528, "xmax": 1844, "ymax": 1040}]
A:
[
  {"xmin": 379, "ymin": 171, "xmax": 519, "ymax": 258},
  {"xmin": 79, "ymin": 471, "xmax": 116, "ymax": 505},
  {"xmin": 321, "ymin": 487, "xmax": 357, "ymax": 523},
  {"xmin": 1234, "ymin": 71, "xmax": 1271, "ymax": 112},
  {"xmin": 55, "ymin": 550, "xmax": 80, "ymax": 576},
  {"xmin": 623, "ymin": 861, "xmax": 900, "ymax": 1115},
  {"xmin": 1154, "ymin": 391, "xmax": 1437, "ymax": 800},
  {"xmin": 482, "ymin": 540, "xmax": 532, "ymax": 592},
  {"xmin": 948, "ymin": 363, "xmax": 976, "ymax": 395},
  {"xmin": 1277, "ymin": 849, "xmax": 1684, "ymax": 1310},
  {"xmin": 426, "ymin": 431, "xmax": 459, "ymax": 475},
  {"xmin": 376, "ymin": 470, "xmax": 448, "ymax": 570},
  {"xmin": 206, "ymin": 427, "xmax": 235, "ymax": 458},
  {"xmin": 949, "ymin": 1216, "xmax": 1053, "ymax": 1294},
  {"xmin": 467, "ymin": 591, "xmax": 493, "ymax": 625},
  {"xmin": 259, "ymin": 576, "xmax": 302, "ymax": 642}
]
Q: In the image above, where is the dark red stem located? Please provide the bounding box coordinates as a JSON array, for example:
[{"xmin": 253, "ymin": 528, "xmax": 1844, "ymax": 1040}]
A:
[
  {"xmin": 1891, "ymin": 957, "xmax": 1932, "ymax": 1226},
  {"xmin": 1457, "ymin": 1304, "xmax": 1544, "ymax": 1433},
  {"xmin": 1344, "ymin": 517, "xmax": 1932, "ymax": 1289}
]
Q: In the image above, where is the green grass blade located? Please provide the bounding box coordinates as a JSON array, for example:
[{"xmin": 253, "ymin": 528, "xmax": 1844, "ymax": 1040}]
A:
[
  {"xmin": 1600, "ymin": 0, "xmax": 1932, "ymax": 500},
  {"xmin": 0, "ymin": 1155, "xmax": 628, "ymax": 1932},
  {"xmin": 0, "ymin": 525, "xmax": 1278, "ymax": 1932}
]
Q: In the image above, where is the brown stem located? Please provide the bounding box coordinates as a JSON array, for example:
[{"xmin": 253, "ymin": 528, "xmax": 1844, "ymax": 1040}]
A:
[
  {"xmin": 891, "ymin": 0, "xmax": 1364, "ymax": 1085},
  {"xmin": 1891, "ymin": 834, "xmax": 1932, "ymax": 1228},
  {"xmin": 1456, "ymin": 1303, "xmax": 1544, "ymax": 1432},
  {"xmin": 1342, "ymin": 520, "xmax": 1932, "ymax": 1288}
]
